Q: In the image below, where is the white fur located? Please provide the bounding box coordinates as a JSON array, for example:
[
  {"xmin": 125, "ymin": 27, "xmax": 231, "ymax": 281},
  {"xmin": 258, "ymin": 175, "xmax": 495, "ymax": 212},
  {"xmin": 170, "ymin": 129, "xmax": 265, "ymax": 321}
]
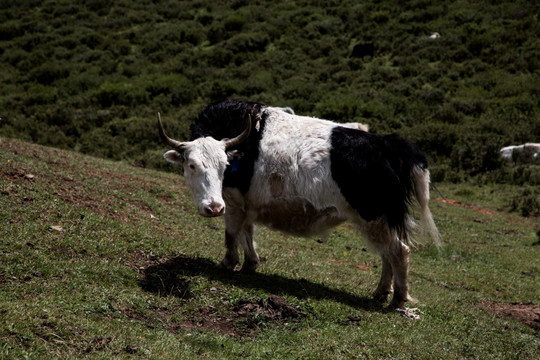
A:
[
  {"xmin": 164, "ymin": 137, "xmax": 228, "ymax": 217},
  {"xmin": 245, "ymin": 109, "xmax": 358, "ymax": 235},
  {"xmin": 412, "ymin": 166, "xmax": 440, "ymax": 246}
]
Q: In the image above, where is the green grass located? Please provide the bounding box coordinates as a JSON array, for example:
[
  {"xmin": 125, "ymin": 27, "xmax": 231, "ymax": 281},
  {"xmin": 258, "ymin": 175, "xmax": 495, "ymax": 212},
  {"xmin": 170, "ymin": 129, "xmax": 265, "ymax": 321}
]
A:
[{"xmin": 1, "ymin": 137, "xmax": 539, "ymax": 359}]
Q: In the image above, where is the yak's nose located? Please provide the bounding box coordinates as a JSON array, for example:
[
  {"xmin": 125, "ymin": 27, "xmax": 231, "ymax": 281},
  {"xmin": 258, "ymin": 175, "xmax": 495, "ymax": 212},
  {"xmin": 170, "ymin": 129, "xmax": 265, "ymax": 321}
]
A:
[{"xmin": 203, "ymin": 202, "xmax": 225, "ymax": 217}]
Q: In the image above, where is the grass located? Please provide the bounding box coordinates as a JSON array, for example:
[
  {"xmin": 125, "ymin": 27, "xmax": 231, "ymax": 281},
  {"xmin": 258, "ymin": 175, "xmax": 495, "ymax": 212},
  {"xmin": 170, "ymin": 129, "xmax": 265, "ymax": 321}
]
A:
[{"xmin": 1, "ymin": 137, "xmax": 539, "ymax": 359}]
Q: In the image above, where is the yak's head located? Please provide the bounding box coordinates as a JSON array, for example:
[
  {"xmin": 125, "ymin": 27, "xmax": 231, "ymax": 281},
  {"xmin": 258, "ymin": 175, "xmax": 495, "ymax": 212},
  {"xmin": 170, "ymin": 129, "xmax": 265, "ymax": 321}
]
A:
[{"xmin": 158, "ymin": 113, "xmax": 250, "ymax": 217}]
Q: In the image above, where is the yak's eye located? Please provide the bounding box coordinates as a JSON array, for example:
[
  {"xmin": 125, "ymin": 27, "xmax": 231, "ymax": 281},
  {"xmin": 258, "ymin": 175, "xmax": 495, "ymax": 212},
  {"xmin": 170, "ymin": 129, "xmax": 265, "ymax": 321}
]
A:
[{"xmin": 189, "ymin": 164, "xmax": 196, "ymax": 170}]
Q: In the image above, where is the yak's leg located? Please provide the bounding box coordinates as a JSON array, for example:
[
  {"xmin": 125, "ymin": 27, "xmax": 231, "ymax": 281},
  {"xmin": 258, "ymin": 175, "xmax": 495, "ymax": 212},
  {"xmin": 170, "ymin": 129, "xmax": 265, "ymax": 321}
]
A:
[
  {"xmin": 387, "ymin": 240, "xmax": 412, "ymax": 309},
  {"xmin": 216, "ymin": 230, "xmax": 240, "ymax": 271},
  {"xmin": 216, "ymin": 207, "xmax": 243, "ymax": 271},
  {"xmin": 217, "ymin": 205, "xmax": 259, "ymax": 272},
  {"xmin": 239, "ymin": 223, "xmax": 259, "ymax": 272},
  {"xmin": 373, "ymin": 256, "xmax": 393, "ymax": 302},
  {"xmin": 363, "ymin": 220, "xmax": 412, "ymax": 309}
]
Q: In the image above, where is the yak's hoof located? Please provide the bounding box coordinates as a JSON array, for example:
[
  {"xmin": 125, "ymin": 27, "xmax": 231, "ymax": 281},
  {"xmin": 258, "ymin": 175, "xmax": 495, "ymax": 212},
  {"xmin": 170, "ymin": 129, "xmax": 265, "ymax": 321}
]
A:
[
  {"xmin": 240, "ymin": 260, "xmax": 259, "ymax": 273},
  {"xmin": 373, "ymin": 290, "xmax": 392, "ymax": 303},
  {"xmin": 216, "ymin": 259, "xmax": 238, "ymax": 271}
]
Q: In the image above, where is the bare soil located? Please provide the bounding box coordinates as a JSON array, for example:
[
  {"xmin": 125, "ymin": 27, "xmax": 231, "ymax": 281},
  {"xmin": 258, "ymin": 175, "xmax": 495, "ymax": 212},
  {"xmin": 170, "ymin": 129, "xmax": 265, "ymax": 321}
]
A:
[
  {"xmin": 177, "ymin": 295, "xmax": 307, "ymax": 338},
  {"xmin": 479, "ymin": 302, "xmax": 540, "ymax": 330}
]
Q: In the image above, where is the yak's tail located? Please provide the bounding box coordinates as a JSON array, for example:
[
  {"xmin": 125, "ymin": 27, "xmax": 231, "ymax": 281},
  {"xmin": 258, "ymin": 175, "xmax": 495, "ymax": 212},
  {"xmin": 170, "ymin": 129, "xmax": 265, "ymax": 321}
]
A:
[{"xmin": 411, "ymin": 166, "xmax": 441, "ymax": 247}]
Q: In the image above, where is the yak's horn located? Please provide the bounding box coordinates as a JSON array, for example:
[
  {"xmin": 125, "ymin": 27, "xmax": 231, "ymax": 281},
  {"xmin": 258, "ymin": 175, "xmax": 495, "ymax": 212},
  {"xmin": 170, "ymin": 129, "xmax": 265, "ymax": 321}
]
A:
[{"xmin": 157, "ymin": 112, "xmax": 184, "ymax": 149}]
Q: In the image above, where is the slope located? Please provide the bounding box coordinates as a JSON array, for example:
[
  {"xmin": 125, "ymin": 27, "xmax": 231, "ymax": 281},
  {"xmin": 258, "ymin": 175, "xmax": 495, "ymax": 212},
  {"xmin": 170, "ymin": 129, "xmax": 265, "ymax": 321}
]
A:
[{"xmin": 1, "ymin": 137, "xmax": 539, "ymax": 359}]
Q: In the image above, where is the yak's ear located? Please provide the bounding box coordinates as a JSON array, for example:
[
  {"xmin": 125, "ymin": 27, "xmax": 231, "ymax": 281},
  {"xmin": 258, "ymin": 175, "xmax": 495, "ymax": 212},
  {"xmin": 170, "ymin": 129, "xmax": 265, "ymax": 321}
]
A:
[
  {"xmin": 163, "ymin": 150, "xmax": 184, "ymax": 164},
  {"xmin": 226, "ymin": 150, "xmax": 243, "ymax": 172},
  {"xmin": 226, "ymin": 150, "xmax": 243, "ymax": 162}
]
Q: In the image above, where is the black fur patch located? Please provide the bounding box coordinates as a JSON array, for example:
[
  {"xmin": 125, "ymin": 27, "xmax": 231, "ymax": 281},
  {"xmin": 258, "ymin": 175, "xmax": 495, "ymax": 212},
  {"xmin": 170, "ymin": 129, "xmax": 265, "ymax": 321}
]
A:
[
  {"xmin": 191, "ymin": 100, "xmax": 266, "ymax": 193},
  {"xmin": 329, "ymin": 126, "xmax": 428, "ymax": 236}
]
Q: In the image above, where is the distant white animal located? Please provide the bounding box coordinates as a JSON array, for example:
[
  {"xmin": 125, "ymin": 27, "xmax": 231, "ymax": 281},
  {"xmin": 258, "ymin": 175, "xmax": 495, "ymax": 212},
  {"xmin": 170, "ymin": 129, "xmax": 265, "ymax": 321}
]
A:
[
  {"xmin": 500, "ymin": 143, "xmax": 540, "ymax": 160},
  {"xmin": 429, "ymin": 32, "xmax": 440, "ymax": 39}
]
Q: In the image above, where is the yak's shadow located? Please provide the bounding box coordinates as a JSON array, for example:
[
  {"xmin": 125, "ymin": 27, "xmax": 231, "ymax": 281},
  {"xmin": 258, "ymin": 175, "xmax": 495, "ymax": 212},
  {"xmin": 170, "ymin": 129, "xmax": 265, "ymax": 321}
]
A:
[{"xmin": 139, "ymin": 254, "xmax": 384, "ymax": 312}]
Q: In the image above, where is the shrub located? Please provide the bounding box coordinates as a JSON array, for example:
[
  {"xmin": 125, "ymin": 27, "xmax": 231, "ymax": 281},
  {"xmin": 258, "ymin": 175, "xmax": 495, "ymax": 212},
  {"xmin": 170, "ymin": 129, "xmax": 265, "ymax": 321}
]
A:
[
  {"xmin": 94, "ymin": 81, "xmax": 149, "ymax": 107},
  {"xmin": 205, "ymin": 47, "xmax": 233, "ymax": 67},
  {"xmin": 208, "ymin": 81, "xmax": 238, "ymax": 103},
  {"xmin": 0, "ymin": 19, "xmax": 24, "ymax": 40},
  {"xmin": 207, "ymin": 23, "xmax": 226, "ymax": 44},
  {"xmin": 279, "ymin": 76, "xmax": 322, "ymax": 112},
  {"xmin": 29, "ymin": 63, "xmax": 70, "ymax": 85},
  {"xmin": 509, "ymin": 187, "xmax": 540, "ymax": 217},
  {"xmin": 304, "ymin": 17, "xmax": 341, "ymax": 37},
  {"xmin": 433, "ymin": 103, "xmax": 463, "ymax": 124},
  {"xmin": 78, "ymin": 127, "xmax": 128, "ymax": 160},
  {"xmin": 223, "ymin": 13, "xmax": 247, "ymax": 32},
  {"xmin": 141, "ymin": 74, "xmax": 196, "ymax": 106},
  {"xmin": 450, "ymin": 132, "xmax": 505, "ymax": 176},
  {"xmin": 402, "ymin": 122, "xmax": 458, "ymax": 158},
  {"xmin": 315, "ymin": 95, "xmax": 361, "ymax": 120},
  {"xmin": 81, "ymin": 31, "xmax": 104, "ymax": 49},
  {"xmin": 224, "ymin": 32, "xmax": 270, "ymax": 53},
  {"xmin": 315, "ymin": 95, "xmax": 386, "ymax": 122},
  {"xmin": 241, "ymin": 71, "xmax": 276, "ymax": 97},
  {"xmin": 2, "ymin": 0, "xmax": 539, "ymax": 185},
  {"xmin": 24, "ymin": 84, "xmax": 58, "ymax": 105},
  {"xmin": 418, "ymin": 85, "xmax": 445, "ymax": 106},
  {"xmin": 37, "ymin": 125, "xmax": 72, "ymax": 149},
  {"xmin": 3, "ymin": 47, "xmax": 28, "ymax": 66}
]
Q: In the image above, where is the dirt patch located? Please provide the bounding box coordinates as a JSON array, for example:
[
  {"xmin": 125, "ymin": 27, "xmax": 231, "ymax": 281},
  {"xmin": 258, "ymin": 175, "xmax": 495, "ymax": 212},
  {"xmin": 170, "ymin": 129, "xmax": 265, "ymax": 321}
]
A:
[
  {"xmin": 435, "ymin": 198, "xmax": 494, "ymax": 216},
  {"xmin": 479, "ymin": 302, "xmax": 540, "ymax": 330},
  {"xmin": 116, "ymin": 294, "xmax": 306, "ymax": 339},
  {"xmin": 235, "ymin": 295, "xmax": 307, "ymax": 321},
  {"xmin": 178, "ymin": 295, "xmax": 307, "ymax": 338}
]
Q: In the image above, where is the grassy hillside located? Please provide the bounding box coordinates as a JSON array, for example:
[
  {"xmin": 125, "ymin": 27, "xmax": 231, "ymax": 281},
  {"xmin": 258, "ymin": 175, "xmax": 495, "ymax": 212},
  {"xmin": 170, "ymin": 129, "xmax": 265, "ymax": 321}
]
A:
[
  {"xmin": 1, "ymin": 138, "xmax": 539, "ymax": 358},
  {"xmin": 1, "ymin": 0, "xmax": 539, "ymax": 183}
]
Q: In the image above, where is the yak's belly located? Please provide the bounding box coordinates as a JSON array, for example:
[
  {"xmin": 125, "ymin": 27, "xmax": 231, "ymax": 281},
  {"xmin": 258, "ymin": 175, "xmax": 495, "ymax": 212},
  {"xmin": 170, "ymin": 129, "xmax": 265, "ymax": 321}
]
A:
[{"xmin": 253, "ymin": 198, "xmax": 345, "ymax": 237}]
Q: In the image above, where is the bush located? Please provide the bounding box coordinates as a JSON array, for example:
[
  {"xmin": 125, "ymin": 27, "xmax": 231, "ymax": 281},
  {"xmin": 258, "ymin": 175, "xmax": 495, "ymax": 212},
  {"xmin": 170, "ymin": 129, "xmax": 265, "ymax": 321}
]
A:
[
  {"xmin": 315, "ymin": 95, "xmax": 362, "ymax": 120},
  {"xmin": 141, "ymin": 74, "xmax": 196, "ymax": 106},
  {"xmin": 241, "ymin": 71, "xmax": 276, "ymax": 97},
  {"xmin": 224, "ymin": 32, "xmax": 270, "ymax": 53},
  {"xmin": 402, "ymin": 122, "xmax": 457, "ymax": 158},
  {"xmin": 205, "ymin": 47, "xmax": 233, "ymax": 67},
  {"xmin": 29, "ymin": 62, "xmax": 70, "ymax": 85},
  {"xmin": 208, "ymin": 81, "xmax": 238, "ymax": 103},
  {"xmin": 37, "ymin": 126, "xmax": 72, "ymax": 149},
  {"xmin": 418, "ymin": 85, "xmax": 445, "ymax": 106},
  {"xmin": 450, "ymin": 131, "xmax": 505, "ymax": 176},
  {"xmin": 0, "ymin": 20, "xmax": 24, "ymax": 40},
  {"xmin": 94, "ymin": 81, "xmax": 149, "ymax": 107},
  {"xmin": 78, "ymin": 127, "xmax": 128, "ymax": 160},
  {"xmin": 223, "ymin": 13, "xmax": 247, "ymax": 32},
  {"xmin": 24, "ymin": 84, "xmax": 58, "ymax": 105},
  {"xmin": 509, "ymin": 187, "xmax": 540, "ymax": 217}
]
